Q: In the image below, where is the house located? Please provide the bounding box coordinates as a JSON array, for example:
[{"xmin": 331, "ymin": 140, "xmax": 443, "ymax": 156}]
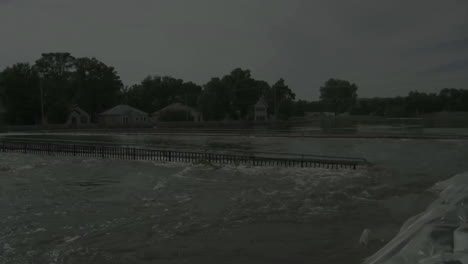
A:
[
  {"xmin": 152, "ymin": 103, "xmax": 203, "ymax": 122},
  {"xmin": 66, "ymin": 105, "xmax": 90, "ymax": 128},
  {"xmin": 254, "ymin": 97, "xmax": 268, "ymax": 121},
  {"xmin": 99, "ymin": 105, "xmax": 149, "ymax": 127}
]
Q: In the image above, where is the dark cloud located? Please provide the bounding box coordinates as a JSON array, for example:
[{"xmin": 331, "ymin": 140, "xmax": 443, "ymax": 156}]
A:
[
  {"xmin": 405, "ymin": 37, "xmax": 468, "ymax": 57},
  {"xmin": 426, "ymin": 59, "xmax": 468, "ymax": 73},
  {"xmin": 0, "ymin": 0, "xmax": 467, "ymax": 99},
  {"xmin": 433, "ymin": 38, "xmax": 468, "ymax": 52}
]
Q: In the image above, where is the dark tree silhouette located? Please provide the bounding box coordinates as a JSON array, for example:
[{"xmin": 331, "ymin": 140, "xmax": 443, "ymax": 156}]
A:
[{"xmin": 320, "ymin": 78, "xmax": 358, "ymax": 115}]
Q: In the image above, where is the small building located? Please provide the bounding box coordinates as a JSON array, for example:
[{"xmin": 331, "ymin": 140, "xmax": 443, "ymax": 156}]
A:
[
  {"xmin": 99, "ymin": 104, "xmax": 149, "ymax": 127},
  {"xmin": 66, "ymin": 105, "xmax": 90, "ymax": 128},
  {"xmin": 152, "ymin": 103, "xmax": 203, "ymax": 122},
  {"xmin": 254, "ymin": 97, "xmax": 268, "ymax": 121}
]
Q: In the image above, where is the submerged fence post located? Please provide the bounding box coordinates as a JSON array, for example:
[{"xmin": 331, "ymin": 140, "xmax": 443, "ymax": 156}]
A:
[{"xmin": 1, "ymin": 140, "xmax": 366, "ymax": 170}]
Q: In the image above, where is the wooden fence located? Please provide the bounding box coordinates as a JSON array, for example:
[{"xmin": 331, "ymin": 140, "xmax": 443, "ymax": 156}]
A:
[{"xmin": 0, "ymin": 140, "xmax": 368, "ymax": 170}]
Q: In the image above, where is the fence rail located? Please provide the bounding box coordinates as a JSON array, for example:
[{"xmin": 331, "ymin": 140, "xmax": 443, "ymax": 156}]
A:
[{"xmin": 0, "ymin": 140, "xmax": 368, "ymax": 170}]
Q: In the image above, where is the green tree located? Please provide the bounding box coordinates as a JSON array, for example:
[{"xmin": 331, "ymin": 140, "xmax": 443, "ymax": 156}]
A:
[
  {"xmin": 180, "ymin": 81, "xmax": 202, "ymax": 108},
  {"xmin": 266, "ymin": 78, "xmax": 295, "ymax": 119},
  {"xmin": 34, "ymin": 52, "xmax": 76, "ymax": 123},
  {"xmin": 439, "ymin": 88, "xmax": 468, "ymax": 111},
  {"xmin": 277, "ymin": 99, "xmax": 294, "ymax": 120},
  {"xmin": 200, "ymin": 68, "xmax": 276, "ymax": 120},
  {"xmin": 292, "ymin": 100, "xmax": 326, "ymax": 117},
  {"xmin": 199, "ymin": 77, "xmax": 231, "ymax": 120},
  {"xmin": 320, "ymin": 78, "xmax": 358, "ymax": 115},
  {"xmin": 222, "ymin": 68, "xmax": 263, "ymax": 119},
  {"xmin": 0, "ymin": 63, "xmax": 41, "ymax": 124},
  {"xmin": 72, "ymin": 57, "xmax": 123, "ymax": 120},
  {"xmin": 406, "ymin": 91, "xmax": 443, "ymax": 115},
  {"xmin": 1, "ymin": 53, "xmax": 126, "ymax": 125},
  {"xmin": 124, "ymin": 76, "xmax": 202, "ymax": 114}
]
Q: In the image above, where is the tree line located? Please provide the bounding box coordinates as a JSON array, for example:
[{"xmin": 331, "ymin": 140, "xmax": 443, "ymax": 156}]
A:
[
  {"xmin": 294, "ymin": 86, "xmax": 468, "ymax": 118},
  {"xmin": 0, "ymin": 53, "xmax": 123, "ymax": 124},
  {"xmin": 0, "ymin": 53, "xmax": 295, "ymax": 124},
  {"xmin": 123, "ymin": 68, "xmax": 295, "ymax": 121},
  {"xmin": 1, "ymin": 52, "xmax": 467, "ymax": 125}
]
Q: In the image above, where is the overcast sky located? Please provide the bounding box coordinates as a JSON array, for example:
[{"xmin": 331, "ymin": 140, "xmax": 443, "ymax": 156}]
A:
[{"xmin": 1, "ymin": 0, "xmax": 467, "ymax": 100}]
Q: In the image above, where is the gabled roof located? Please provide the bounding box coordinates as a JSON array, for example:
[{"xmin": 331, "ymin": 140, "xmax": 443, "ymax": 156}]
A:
[
  {"xmin": 70, "ymin": 106, "xmax": 90, "ymax": 118},
  {"xmin": 255, "ymin": 97, "xmax": 268, "ymax": 107},
  {"xmin": 100, "ymin": 105, "xmax": 148, "ymax": 116},
  {"xmin": 153, "ymin": 103, "xmax": 198, "ymax": 115}
]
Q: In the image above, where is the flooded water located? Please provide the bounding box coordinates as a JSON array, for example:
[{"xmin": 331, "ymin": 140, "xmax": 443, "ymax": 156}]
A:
[
  {"xmin": 3, "ymin": 133, "xmax": 468, "ymax": 184},
  {"xmin": 1, "ymin": 135, "xmax": 468, "ymax": 263}
]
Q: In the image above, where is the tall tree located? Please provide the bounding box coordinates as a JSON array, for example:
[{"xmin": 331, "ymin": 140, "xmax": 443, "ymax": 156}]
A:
[
  {"xmin": 34, "ymin": 52, "xmax": 76, "ymax": 123},
  {"xmin": 222, "ymin": 68, "xmax": 261, "ymax": 119},
  {"xmin": 266, "ymin": 78, "xmax": 295, "ymax": 119},
  {"xmin": 406, "ymin": 91, "xmax": 442, "ymax": 115},
  {"xmin": 0, "ymin": 63, "xmax": 41, "ymax": 124},
  {"xmin": 72, "ymin": 57, "xmax": 123, "ymax": 120},
  {"xmin": 439, "ymin": 88, "xmax": 468, "ymax": 111},
  {"xmin": 199, "ymin": 69, "xmax": 297, "ymax": 121},
  {"xmin": 320, "ymin": 78, "xmax": 358, "ymax": 115},
  {"xmin": 199, "ymin": 77, "xmax": 231, "ymax": 120},
  {"xmin": 180, "ymin": 81, "xmax": 202, "ymax": 108},
  {"xmin": 123, "ymin": 75, "xmax": 202, "ymax": 113}
]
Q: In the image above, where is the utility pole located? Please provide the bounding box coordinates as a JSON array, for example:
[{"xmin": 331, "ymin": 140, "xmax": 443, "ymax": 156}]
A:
[
  {"xmin": 185, "ymin": 93, "xmax": 189, "ymax": 121},
  {"xmin": 274, "ymin": 85, "xmax": 278, "ymax": 120},
  {"xmin": 38, "ymin": 73, "xmax": 45, "ymax": 126}
]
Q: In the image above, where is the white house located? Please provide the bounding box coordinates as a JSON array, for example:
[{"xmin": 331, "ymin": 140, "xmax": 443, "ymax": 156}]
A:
[
  {"xmin": 254, "ymin": 97, "xmax": 268, "ymax": 121},
  {"xmin": 66, "ymin": 105, "xmax": 90, "ymax": 128},
  {"xmin": 152, "ymin": 103, "xmax": 203, "ymax": 122},
  {"xmin": 99, "ymin": 105, "xmax": 149, "ymax": 127}
]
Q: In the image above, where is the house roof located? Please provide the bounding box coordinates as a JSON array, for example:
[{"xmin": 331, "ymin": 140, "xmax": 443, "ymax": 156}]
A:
[
  {"xmin": 255, "ymin": 97, "xmax": 268, "ymax": 107},
  {"xmin": 100, "ymin": 105, "xmax": 148, "ymax": 116},
  {"xmin": 70, "ymin": 106, "xmax": 90, "ymax": 118},
  {"xmin": 153, "ymin": 103, "xmax": 198, "ymax": 115}
]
